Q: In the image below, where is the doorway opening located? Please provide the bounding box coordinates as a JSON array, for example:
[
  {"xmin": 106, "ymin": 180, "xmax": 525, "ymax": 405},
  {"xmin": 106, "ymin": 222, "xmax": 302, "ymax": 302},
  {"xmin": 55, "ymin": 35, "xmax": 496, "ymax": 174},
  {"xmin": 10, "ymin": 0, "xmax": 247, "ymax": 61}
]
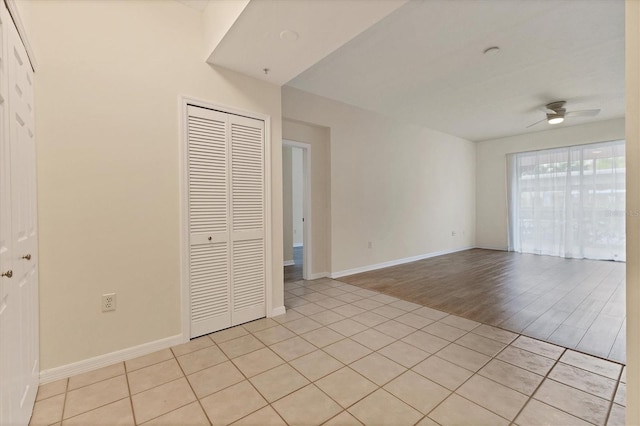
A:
[{"xmin": 283, "ymin": 140, "xmax": 311, "ymax": 283}]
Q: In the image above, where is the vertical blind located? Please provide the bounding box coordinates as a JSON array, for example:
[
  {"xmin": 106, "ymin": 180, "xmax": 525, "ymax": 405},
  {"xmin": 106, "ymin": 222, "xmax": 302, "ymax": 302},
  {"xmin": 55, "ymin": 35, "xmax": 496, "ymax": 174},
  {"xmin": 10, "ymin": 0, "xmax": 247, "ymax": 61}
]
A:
[{"xmin": 507, "ymin": 140, "xmax": 625, "ymax": 261}]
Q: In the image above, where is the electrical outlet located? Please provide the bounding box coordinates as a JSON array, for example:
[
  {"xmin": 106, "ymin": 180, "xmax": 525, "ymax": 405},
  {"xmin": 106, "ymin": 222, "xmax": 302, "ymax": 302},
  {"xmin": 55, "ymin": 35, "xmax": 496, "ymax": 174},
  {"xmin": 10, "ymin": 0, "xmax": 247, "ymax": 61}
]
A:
[
  {"xmin": 368, "ymin": 241, "xmax": 373, "ymax": 249},
  {"xmin": 102, "ymin": 293, "xmax": 116, "ymax": 312}
]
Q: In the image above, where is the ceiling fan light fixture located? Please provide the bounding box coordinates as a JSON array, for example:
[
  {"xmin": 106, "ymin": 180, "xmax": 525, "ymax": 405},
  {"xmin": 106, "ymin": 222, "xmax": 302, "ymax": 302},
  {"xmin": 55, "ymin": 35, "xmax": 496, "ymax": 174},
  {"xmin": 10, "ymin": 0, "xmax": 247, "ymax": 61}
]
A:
[{"xmin": 548, "ymin": 115, "xmax": 564, "ymax": 125}]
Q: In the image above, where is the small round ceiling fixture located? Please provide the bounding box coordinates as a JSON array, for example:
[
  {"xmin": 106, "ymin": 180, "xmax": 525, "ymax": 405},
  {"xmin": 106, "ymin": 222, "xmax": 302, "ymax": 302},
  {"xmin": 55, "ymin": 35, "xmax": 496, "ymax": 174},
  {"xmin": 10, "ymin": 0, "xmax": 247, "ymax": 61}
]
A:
[
  {"xmin": 548, "ymin": 115, "xmax": 564, "ymax": 125},
  {"xmin": 280, "ymin": 30, "xmax": 299, "ymax": 41},
  {"xmin": 483, "ymin": 46, "xmax": 500, "ymax": 56}
]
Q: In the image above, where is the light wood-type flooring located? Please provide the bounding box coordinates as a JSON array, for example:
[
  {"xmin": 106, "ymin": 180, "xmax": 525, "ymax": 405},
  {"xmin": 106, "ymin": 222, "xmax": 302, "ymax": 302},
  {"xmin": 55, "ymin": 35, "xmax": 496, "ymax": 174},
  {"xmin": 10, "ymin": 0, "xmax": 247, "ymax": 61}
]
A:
[{"xmin": 339, "ymin": 249, "xmax": 626, "ymax": 363}]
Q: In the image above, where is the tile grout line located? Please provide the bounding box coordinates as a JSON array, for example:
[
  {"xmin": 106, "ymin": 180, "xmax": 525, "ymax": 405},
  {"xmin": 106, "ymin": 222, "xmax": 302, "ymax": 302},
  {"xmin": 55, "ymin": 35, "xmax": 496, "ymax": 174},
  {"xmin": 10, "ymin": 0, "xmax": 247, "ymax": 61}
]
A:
[
  {"xmin": 226, "ymin": 318, "xmax": 378, "ymax": 424},
  {"xmin": 218, "ymin": 303, "xmax": 443, "ymax": 423},
  {"xmin": 506, "ymin": 345, "xmax": 616, "ymax": 425},
  {"xmin": 122, "ymin": 360, "xmax": 138, "ymax": 426},
  {"xmin": 59, "ymin": 377, "xmax": 69, "ymax": 424},
  {"xmin": 123, "ymin": 339, "xmax": 224, "ymax": 425},
  {"xmin": 208, "ymin": 343, "xmax": 272, "ymax": 426},
  {"xmin": 603, "ymin": 365, "xmax": 625, "ymax": 426},
  {"xmin": 224, "ymin": 334, "xmax": 370, "ymax": 424},
  {"xmin": 153, "ymin": 344, "xmax": 213, "ymax": 426},
  {"xmin": 497, "ymin": 345, "xmax": 567, "ymax": 424},
  {"xmin": 405, "ymin": 328, "xmax": 513, "ymax": 423},
  {"xmin": 419, "ymin": 345, "xmax": 508, "ymax": 424}
]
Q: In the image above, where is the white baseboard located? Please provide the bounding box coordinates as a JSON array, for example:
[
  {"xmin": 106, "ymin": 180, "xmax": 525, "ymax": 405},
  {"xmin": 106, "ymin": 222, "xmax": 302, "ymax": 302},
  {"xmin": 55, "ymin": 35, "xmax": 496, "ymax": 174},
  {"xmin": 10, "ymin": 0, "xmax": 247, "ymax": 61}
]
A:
[
  {"xmin": 39, "ymin": 333, "xmax": 185, "ymax": 384},
  {"xmin": 474, "ymin": 245, "xmax": 508, "ymax": 251},
  {"xmin": 269, "ymin": 306, "xmax": 286, "ymax": 317},
  {"xmin": 331, "ymin": 246, "xmax": 474, "ymax": 279},
  {"xmin": 293, "ymin": 243, "xmax": 303, "ymax": 248},
  {"xmin": 283, "ymin": 260, "xmax": 295, "ymax": 267},
  {"xmin": 307, "ymin": 272, "xmax": 330, "ymax": 280}
]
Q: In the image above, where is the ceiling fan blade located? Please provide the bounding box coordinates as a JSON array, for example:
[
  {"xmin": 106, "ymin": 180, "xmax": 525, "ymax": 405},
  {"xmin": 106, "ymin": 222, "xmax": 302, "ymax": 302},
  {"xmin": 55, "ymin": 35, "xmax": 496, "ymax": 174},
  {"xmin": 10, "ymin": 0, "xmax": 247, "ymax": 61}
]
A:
[
  {"xmin": 526, "ymin": 118, "xmax": 548, "ymax": 128},
  {"xmin": 566, "ymin": 109, "xmax": 600, "ymax": 117}
]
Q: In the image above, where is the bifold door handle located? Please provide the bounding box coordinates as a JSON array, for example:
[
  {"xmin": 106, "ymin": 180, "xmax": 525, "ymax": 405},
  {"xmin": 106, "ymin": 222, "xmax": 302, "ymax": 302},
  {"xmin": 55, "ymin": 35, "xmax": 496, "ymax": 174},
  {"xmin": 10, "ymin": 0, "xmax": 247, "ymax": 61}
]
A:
[
  {"xmin": 22, "ymin": 254, "xmax": 31, "ymax": 260},
  {"xmin": 1, "ymin": 270, "xmax": 12, "ymax": 278},
  {"xmin": 208, "ymin": 237, "xmax": 212, "ymax": 241}
]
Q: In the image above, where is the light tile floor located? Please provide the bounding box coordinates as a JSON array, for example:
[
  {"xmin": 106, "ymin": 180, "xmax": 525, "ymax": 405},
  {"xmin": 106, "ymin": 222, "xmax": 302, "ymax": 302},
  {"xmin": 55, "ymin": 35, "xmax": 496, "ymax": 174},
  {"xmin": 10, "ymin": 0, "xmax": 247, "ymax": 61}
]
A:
[{"xmin": 31, "ymin": 278, "xmax": 626, "ymax": 426}]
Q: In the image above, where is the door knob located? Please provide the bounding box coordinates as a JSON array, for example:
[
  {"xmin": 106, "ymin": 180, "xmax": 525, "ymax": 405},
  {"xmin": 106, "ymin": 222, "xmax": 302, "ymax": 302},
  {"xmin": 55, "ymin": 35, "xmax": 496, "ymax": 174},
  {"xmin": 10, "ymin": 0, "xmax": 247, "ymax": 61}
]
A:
[
  {"xmin": 1, "ymin": 270, "xmax": 12, "ymax": 278},
  {"xmin": 22, "ymin": 254, "xmax": 31, "ymax": 260}
]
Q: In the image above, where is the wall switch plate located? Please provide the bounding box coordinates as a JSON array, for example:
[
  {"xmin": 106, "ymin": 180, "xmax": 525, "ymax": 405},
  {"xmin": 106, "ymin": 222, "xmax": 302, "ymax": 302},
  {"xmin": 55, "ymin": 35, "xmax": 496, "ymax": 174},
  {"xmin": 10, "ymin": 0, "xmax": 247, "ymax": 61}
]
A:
[{"xmin": 102, "ymin": 293, "xmax": 116, "ymax": 312}]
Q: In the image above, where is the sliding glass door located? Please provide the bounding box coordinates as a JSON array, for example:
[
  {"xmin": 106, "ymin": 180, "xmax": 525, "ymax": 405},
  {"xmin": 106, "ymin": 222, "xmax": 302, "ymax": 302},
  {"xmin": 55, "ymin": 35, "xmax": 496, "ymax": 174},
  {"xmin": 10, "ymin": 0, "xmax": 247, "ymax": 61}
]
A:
[{"xmin": 507, "ymin": 140, "xmax": 625, "ymax": 261}]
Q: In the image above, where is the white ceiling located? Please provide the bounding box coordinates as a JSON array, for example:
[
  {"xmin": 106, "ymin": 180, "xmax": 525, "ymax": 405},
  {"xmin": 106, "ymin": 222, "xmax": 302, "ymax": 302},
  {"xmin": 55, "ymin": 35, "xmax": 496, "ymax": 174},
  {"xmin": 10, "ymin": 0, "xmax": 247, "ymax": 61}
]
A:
[
  {"xmin": 208, "ymin": 0, "xmax": 407, "ymax": 85},
  {"xmin": 286, "ymin": 0, "xmax": 625, "ymax": 142},
  {"xmin": 181, "ymin": 0, "xmax": 624, "ymax": 142},
  {"xmin": 176, "ymin": 0, "xmax": 208, "ymax": 12}
]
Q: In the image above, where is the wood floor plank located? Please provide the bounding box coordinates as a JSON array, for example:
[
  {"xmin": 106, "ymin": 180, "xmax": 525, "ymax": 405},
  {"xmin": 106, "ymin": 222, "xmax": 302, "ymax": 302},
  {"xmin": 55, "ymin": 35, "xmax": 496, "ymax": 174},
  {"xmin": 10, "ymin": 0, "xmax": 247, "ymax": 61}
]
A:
[
  {"xmin": 577, "ymin": 314, "xmax": 625, "ymax": 358},
  {"xmin": 338, "ymin": 249, "xmax": 625, "ymax": 362},
  {"xmin": 608, "ymin": 319, "xmax": 626, "ymax": 363}
]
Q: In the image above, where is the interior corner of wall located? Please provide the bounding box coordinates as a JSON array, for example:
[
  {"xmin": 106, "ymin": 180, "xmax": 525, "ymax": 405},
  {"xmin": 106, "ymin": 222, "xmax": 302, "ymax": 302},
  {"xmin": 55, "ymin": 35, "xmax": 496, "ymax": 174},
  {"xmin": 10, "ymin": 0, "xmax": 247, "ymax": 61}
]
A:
[{"xmin": 203, "ymin": 0, "xmax": 251, "ymax": 63}]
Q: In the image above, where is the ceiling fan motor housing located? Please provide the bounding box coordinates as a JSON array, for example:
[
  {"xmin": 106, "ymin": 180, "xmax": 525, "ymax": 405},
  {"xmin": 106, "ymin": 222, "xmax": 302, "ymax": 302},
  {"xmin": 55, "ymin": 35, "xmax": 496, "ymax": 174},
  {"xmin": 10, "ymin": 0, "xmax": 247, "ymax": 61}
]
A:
[
  {"xmin": 546, "ymin": 101, "xmax": 567, "ymax": 111},
  {"xmin": 547, "ymin": 110, "xmax": 566, "ymax": 120}
]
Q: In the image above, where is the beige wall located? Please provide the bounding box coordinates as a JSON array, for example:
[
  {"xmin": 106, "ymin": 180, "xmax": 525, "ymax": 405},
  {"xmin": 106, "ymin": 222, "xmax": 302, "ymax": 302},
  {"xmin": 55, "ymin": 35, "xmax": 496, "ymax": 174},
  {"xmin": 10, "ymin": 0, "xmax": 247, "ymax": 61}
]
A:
[
  {"xmin": 23, "ymin": 0, "xmax": 283, "ymax": 370},
  {"xmin": 292, "ymin": 148, "xmax": 304, "ymax": 246},
  {"xmin": 476, "ymin": 118, "xmax": 625, "ymax": 250},
  {"xmin": 202, "ymin": 0, "xmax": 249, "ymax": 61},
  {"xmin": 283, "ymin": 119, "xmax": 332, "ymax": 276},
  {"xmin": 282, "ymin": 146, "xmax": 293, "ymax": 263},
  {"xmin": 626, "ymin": 1, "xmax": 639, "ymax": 423},
  {"xmin": 283, "ymin": 87, "xmax": 476, "ymax": 275}
]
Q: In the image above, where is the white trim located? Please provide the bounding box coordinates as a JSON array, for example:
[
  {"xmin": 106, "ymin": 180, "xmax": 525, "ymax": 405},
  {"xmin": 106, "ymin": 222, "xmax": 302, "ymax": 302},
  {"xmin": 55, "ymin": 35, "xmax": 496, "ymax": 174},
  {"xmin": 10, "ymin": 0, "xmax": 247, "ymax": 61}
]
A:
[
  {"xmin": 307, "ymin": 272, "xmax": 330, "ymax": 280},
  {"xmin": 330, "ymin": 246, "xmax": 474, "ymax": 279},
  {"xmin": 179, "ymin": 97, "xmax": 190, "ymax": 341},
  {"xmin": 39, "ymin": 334, "xmax": 184, "ymax": 384},
  {"xmin": 283, "ymin": 260, "xmax": 295, "ymax": 267},
  {"xmin": 264, "ymin": 115, "xmax": 273, "ymax": 321},
  {"xmin": 179, "ymin": 95, "xmax": 273, "ymax": 340},
  {"xmin": 293, "ymin": 243, "xmax": 303, "ymax": 248},
  {"xmin": 4, "ymin": 0, "xmax": 37, "ymax": 71},
  {"xmin": 269, "ymin": 306, "xmax": 286, "ymax": 317},
  {"xmin": 283, "ymin": 140, "xmax": 312, "ymax": 281},
  {"xmin": 474, "ymin": 245, "xmax": 508, "ymax": 251}
]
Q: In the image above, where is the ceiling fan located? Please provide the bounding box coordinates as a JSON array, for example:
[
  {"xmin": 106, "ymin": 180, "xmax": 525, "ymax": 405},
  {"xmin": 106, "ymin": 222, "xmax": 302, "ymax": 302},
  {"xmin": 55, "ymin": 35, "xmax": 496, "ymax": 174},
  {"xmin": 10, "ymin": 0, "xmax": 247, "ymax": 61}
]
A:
[{"xmin": 526, "ymin": 101, "xmax": 600, "ymax": 128}]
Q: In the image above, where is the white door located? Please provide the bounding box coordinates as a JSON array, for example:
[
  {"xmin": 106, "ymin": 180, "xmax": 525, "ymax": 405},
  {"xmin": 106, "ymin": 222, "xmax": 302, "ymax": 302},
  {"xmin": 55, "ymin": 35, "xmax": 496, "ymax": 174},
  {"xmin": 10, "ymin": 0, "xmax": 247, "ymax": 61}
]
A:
[
  {"xmin": 0, "ymin": 4, "xmax": 38, "ymax": 425},
  {"xmin": 229, "ymin": 115, "xmax": 265, "ymax": 325},
  {"xmin": 187, "ymin": 105, "xmax": 266, "ymax": 338},
  {"xmin": 0, "ymin": 5, "xmax": 17, "ymax": 424},
  {"xmin": 187, "ymin": 106, "xmax": 231, "ymax": 338},
  {"xmin": 8, "ymin": 11, "xmax": 38, "ymax": 422}
]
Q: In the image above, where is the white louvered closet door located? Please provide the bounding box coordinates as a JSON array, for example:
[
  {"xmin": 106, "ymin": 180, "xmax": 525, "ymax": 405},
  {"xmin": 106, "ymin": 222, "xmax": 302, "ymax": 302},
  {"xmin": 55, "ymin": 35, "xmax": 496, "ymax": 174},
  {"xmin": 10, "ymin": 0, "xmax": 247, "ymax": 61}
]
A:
[
  {"xmin": 187, "ymin": 106, "xmax": 266, "ymax": 338},
  {"xmin": 187, "ymin": 106, "xmax": 231, "ymax": 337},
  {"xmin": 229, "ymin": 115, "xmax": 265, "ymax": 325}
]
